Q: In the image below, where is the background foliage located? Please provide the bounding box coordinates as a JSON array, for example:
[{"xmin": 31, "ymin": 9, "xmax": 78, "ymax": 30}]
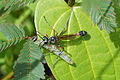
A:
[{"xmin": 14, "ymin": 40, "xmax": 45, "ymax": 80}]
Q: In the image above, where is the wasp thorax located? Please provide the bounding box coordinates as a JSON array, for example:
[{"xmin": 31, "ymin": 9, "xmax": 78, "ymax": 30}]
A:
[
  {"xmin": 43, "ymin": 36, "xmax": 49, "ymax": 44},
  {"xmin": 49, "ymin": 36, "xmax": 56, "ymax": 44}
]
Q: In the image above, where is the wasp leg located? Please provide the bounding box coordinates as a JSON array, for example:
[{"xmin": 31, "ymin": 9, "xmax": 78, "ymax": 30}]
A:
[
  {"xmin": 55, "ymin": 43, "xmax": 73, "ymax": 57},
  {"xmin": 55, "ymin": 42, "xmax": 64, "ymax": 51},
  {"xmin": 52, "ymin": 50, "xmax": 64, "ymax": 68},
  {"xmin": 43, "ymin": 16, "xmax": 58, "ymax": 36},
  {"xmin": 58, "ymin": 21, "xmax": 68, "ymax": 36},
  {"xmin": 58, "ymin": 9, "xmax": 72, "ymax": 36}
]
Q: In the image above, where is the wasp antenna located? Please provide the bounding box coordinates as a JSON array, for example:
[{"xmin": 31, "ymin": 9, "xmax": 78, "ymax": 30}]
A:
[
  {"xmin": 43, "ymin": 16, "xmax": 55, "ymax": 30},
  {"xmin": 43, "ymin": 16, "xmax": 58, "ymax": 36}
]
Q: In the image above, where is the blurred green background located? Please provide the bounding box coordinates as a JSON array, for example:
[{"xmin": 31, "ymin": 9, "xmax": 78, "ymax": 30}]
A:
[{"xmin": 0, "ymin": 2, "xmax": 37, "ymax": 80}]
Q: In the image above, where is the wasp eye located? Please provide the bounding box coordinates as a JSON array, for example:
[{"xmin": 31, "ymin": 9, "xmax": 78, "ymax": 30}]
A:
[{"xmin": 79, "ymin": 31, "xmax": 87, "ymax": 36}]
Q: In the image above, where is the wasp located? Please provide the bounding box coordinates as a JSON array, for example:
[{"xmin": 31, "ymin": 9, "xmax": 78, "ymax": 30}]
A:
[{"xmin": 31, "ymin": 36, "xmax": 73, "ymax": 66}]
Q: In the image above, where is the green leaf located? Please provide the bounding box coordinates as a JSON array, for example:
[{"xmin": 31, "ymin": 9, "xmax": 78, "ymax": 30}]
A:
[
  {"xmin": 90, "ymin": 1, "xmax": 117, "ymax": 33},
  {"xmin": 13, "ymin": 40, "xmax": 45, "ymax": 80},
  {"xmin": 35, "ymin": 0, "xmax": 120, "ymax": 80},
  {"xmin": 0, "ymin": 0, "xmax": 35, "ymax": 15},
  {"xmin": 0, "ymin": 24, "xmax": 25, "ymax": 52},
  {"xmin": 82, "ymin": 0, "xmax": 117, "ymax": 33}
]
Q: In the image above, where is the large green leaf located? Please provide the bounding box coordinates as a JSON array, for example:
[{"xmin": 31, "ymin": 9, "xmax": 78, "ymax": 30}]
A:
[
  {"xmin": 35, "ymin": 0, "xmax": 120, "ymax": 80},
  {"xmin": 13, "ymin": 40, "xmax": 45, "ymax": 80}
]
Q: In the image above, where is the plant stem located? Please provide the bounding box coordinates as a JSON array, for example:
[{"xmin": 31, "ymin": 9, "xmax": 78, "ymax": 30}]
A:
[{"xmin": 1, "ymin": 72, "xmax": 13, "ymax": 80}]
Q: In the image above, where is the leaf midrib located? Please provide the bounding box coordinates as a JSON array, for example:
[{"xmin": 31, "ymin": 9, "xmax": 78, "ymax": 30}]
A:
[{"xmin": 74, "ymin": 8, "xmax": 96, "ymax": 80}]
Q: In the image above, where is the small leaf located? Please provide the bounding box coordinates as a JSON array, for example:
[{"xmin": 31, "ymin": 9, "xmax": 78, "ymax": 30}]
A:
[
  {"xmin": 90, "ymin": 1, "xmax": 117, "ymax": 33},
  {"xmin": 13, "ymin": 40, "xmax": 45, "ymax": 80},
  {"xmin": 0, "ymin": 0, "xmax": 35, "ymax": 15},
  {"xmin": 0, "ymin": 23, "xmax": 25, "ymax": 52}
]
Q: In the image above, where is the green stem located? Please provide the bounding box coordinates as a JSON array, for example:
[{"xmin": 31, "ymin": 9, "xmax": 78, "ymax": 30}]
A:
[{"xmin": 2, "ymin": 72, "xmax": 13, "ymax": 80}]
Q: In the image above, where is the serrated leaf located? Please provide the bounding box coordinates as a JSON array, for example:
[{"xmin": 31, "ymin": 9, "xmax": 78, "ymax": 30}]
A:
[
  {"xmin": 0, "ymin": 24, "xmax": 25, "ymax": 52},
  {"xmin": 0, "ymin": 0, "xmax": 35, "ymax": 15},
  {"xmin": 35, "ymin": 0, "xmax": 120, "ymax": 80},
  {"xmin": 89, "ymin": 1, "xmax": 117, "ymax": 33},
  {"xmin": 13, "ymin": 40, "xmax": 45, "ymax": 80}
]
